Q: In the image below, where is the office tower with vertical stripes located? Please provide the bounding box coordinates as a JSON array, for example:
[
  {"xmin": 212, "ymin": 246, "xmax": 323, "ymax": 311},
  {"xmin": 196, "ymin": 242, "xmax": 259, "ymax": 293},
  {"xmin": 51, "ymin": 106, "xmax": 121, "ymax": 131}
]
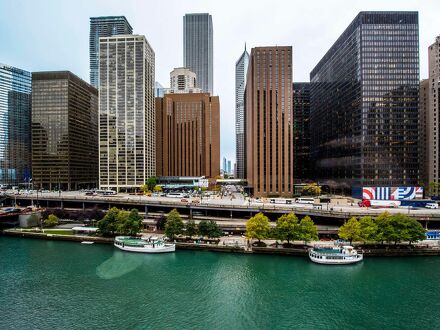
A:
[{"xmin": 99, "ymin": 35, "xmax": 155, "ymax": 191}]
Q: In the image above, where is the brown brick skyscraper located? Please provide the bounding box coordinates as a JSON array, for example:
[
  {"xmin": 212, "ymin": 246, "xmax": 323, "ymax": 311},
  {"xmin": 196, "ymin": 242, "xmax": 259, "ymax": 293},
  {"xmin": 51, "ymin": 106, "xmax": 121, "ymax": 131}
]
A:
[
  {"xmin": 156, "ymin": 93, "xmax": 220, "ymax": 177},
  {"xmin": 245, "ymin": 46, "xmax": 293, "ymax": 197}
]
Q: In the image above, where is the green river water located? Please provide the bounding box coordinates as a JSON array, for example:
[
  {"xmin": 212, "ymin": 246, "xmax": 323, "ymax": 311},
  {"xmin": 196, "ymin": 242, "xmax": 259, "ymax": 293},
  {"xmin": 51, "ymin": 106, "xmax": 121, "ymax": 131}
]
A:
[{"xmin": 1, "ymin": 236, "xmax": 440, "ymax": 329}]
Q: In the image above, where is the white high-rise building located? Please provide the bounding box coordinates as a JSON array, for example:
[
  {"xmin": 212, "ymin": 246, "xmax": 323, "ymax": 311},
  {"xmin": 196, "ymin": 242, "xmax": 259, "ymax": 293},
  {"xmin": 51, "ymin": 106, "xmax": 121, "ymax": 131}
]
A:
[
  {"xmin": 427, "ymin": 36, "xmax": 440, "ymax": 185},
  {"xmin": 99, "ymin": 34, "xmax": 155, "ymax": 191},
  {"xmin": 235, "ymin": 45, "xmax": 249, "ymax": 179},
  {"xmin": 183, "ymin": 13, "xmax": 213, "ymax": 94},
  {"xmin": 165, "ymin": 67, "xmax": 201, "ymax": 94}
]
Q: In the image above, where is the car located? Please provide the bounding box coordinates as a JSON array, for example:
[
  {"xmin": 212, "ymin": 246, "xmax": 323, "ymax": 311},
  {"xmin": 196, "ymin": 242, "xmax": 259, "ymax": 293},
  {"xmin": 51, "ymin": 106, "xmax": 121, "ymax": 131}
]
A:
[{"xmin": 425, "ymin": 203, "xmax": 438, "ymax": 209}]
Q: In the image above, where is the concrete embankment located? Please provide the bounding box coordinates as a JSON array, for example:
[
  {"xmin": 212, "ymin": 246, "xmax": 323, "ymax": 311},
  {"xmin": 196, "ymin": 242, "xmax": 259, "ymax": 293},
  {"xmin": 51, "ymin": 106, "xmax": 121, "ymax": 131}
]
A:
[{"xmin": 3, "ymin": 230, "xmax": 440, "ymax": 257}]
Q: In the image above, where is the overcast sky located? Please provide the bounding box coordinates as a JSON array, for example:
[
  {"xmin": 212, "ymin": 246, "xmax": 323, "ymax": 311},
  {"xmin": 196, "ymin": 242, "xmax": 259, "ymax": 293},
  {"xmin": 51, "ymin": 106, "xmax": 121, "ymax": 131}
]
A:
[{"xmin": 1, "ymin": 0, "xmax": 439, "ymax": 164}]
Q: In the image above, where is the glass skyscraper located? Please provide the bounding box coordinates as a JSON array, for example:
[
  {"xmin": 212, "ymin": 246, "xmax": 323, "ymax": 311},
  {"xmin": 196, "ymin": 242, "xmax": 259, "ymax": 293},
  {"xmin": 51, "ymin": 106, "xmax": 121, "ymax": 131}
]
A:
[
  {"xmin": 183, "ymin": 13, "xmax": 213, "ymax": 94},
  {"xmin": 235, "ymin": 45, "xmax": 249, "ymax": 179},
  {"xmin": 99, "ymin": 35, "xmax": 155, "ymax": 191},
  {"xmin": 0, "ymin": 64, "xmax": 32, "ymax": 186},
  {"xmin": 293, "ymin": 82, "xmax": 311, "ymax": 181},
  {"xmin": 89, "ymin": 16, "xmax": 133, "ymax": 88},
  {"xmin": 310, "ymin": 11, "xmax": 419, "ymax": 188}
]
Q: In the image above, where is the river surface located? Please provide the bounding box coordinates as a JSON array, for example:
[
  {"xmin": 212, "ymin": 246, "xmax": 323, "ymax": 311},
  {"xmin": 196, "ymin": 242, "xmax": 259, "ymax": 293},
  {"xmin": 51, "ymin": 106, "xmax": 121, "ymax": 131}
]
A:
[{"xmin": 1, "ymin": 236, "xmax": 440, "ymax": 329}]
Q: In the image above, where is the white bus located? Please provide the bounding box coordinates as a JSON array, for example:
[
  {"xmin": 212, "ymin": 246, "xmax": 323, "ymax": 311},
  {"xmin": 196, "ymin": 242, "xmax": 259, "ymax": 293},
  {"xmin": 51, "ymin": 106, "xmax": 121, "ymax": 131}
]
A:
[
  {"xmin": 166, "ymin": 192, "xmax": 185, "ymax": 198},
  {"xmin": 94, "ymin": 190, "xmax": 117, "ymax": 196},
  {"xmin": 295, "ymin": 197, "xmax": 315, "ymax": 204},
  {"xmin": 270, "ymin": 198, "xmax": 293, "ymax": 205}
]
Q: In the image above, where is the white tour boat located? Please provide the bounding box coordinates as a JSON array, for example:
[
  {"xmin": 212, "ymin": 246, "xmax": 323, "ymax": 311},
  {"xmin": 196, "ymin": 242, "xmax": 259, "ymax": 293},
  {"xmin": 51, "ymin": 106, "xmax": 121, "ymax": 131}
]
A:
[
  {"xmin": 308, "ymin": 245, "xmax": 363, "ymax": 265},
  {"xmin": 114, "ymin": 236, "xmax": 175, "ymax": 253}
]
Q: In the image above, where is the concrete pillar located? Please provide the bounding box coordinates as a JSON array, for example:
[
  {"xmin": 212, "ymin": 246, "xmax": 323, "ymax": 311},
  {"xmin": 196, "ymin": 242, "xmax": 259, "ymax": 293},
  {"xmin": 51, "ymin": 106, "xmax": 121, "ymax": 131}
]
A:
[{"xmin": 144, "ymin": 205, "xmax": 148, "ymax": 219}]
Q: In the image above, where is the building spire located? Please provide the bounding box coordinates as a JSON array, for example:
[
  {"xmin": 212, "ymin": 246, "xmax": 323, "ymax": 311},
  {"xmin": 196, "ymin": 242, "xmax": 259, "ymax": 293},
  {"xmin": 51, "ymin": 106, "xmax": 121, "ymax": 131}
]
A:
[{"xmin": 245, "ymin": 42, "xmax": 247, "ymax": 52}]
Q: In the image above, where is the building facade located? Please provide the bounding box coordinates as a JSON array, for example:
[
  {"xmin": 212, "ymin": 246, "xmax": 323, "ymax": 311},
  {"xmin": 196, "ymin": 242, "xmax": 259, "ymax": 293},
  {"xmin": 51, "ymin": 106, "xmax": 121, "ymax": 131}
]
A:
[
  {"xmin": 235, "ymin": 46, "xmax": 249, "ymax": 179},
  {"xmin": 245, "ymin": 46, "xmax": 293, "ymax": 197},
  {"xmin": 155, "ymin": 93, "xmax": 220, "ymax": 178},
  {"xmin": 293, "ymin": 82, "xmax": 311, "ymax": 182},
  {"xmin": 165, "ymin": 67, "xmax": 201, "ymax": 94},
  {"xmin": 0, "ymin": 64, "xmax": 32, "ymax": 186},
  {"xmin": 89, "ymin": 16, "xmax": 133, "ymax": 88},
  {"xmin": 183, "ymin": 13, "xmax": 213, "ymax": 94},
  {"xmin": 32, "ymin": 71, "xmax": 98, "ymax": 190},
  {"xmin": 310, "ymin": 11, "xmax": 420, "ymax": 188},
  {"xmin": 427, "ymin": 36, "xmax": 440, "ymax": 186},
  {"xmin": 99, "ymin": 35, "xmax": 155, "ymax": 191},
  {"xmin": 419, "ymin": 79, "xmax": 429, "ymax": 186}
]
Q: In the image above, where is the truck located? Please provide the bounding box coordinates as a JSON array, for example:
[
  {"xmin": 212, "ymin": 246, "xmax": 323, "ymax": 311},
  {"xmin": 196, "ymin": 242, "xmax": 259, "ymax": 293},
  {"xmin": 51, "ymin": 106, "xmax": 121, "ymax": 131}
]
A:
[
  {"xmin": 399, "ymin": 200, "xmax": 438, "ymax": 208},
  {"xmin": 358, "ymin": 199, "xmax": 401, "ymax": 208}
]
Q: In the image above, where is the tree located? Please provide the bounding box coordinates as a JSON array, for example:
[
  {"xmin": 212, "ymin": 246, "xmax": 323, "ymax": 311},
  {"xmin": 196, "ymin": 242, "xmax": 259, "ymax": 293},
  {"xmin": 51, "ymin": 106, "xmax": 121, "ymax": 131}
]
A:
[
  {"xmin": 302, "ymin": 183, "xmax": 321, "ymax": 196},
  {"xmin": 97, "ymin": 207, "xmax": 120, "ymax": 236},
  {"xmin": 147, "ymin": 176, "xmax": 157, "ymax": 191},
  {"xmin": 275, "ymin": 213, "xmax": 299, "ymax": 244},
  {"xmin": 44, "ymin": 214, "xmax": 59, "ymax": 227},
  {"xmin": 428, "ymin": 182, "xmax": 440, "ymax": 196},
  {"xmin": 338, "ymin": 217, "xmax": 361, "ymax": 244},
  {"xmin": 245, "ymin": 213, "xmax": 271, "ymax": 242},
  {"xmin": 165, "ymin": 209, "xmax": 184, "ymax": 240},
  {"xmin": 298, "ymin": 216, "xmax": 318, "ymax": 244},
  {"xmin": 388, "ymin": 213, "xmax": 426, "ymax": 245},
  {"xmin": 140, "ymin": 184, "xmax": 149, "ymax": 194},
  {"xmin": 185, "ymin": 220, "xmax": 198, "ymax": 238},
  {"xmin": 154, "ymin": 185, "xmax": 162, "ymax": 192},
  {"xmin": 375, "ymin": 212, "xmax": 393, "ymax": 244},
  {"xmin": 359, "ymin": 216, "xmax": 378, "ymax": 243},
  {"xmin": 404, "ymin": 217, "xmax": 426, "ymax": 244},
  {"xmin": 117, "ymin": 209, "xmax": 143, "ymax": 236},
  {"xmin": 198, "ymin": 220, "xmax": 223, "ymax": 238}
]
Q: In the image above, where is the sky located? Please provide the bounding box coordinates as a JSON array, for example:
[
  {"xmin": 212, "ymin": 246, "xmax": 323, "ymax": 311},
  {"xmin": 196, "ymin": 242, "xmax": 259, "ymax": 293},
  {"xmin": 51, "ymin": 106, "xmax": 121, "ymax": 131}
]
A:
[{"xmin": 1, "ymin": 0, "xmax": 439, "ymax": 164}]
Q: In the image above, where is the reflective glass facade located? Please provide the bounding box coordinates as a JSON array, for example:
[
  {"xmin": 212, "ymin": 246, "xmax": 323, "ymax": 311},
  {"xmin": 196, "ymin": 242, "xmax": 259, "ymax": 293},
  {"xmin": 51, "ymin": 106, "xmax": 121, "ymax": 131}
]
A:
[
  {"xmin": 0, "ymin": 64, "xmax": 31, "ymax": 186},
  {"xmin": 310, "ymin": 12, "xmax": 419, "ymax": 187},
  {"xmin": 293, "ymin": 83, "xmax": 311, "ymax": 181},
  {"xmin": 89, "ymin": 16, "xmax": 133, "ymax": 88},
  {"xmin": 99, "ymin": 35, "xmax": 155, "ymax": 191},
  {"xmin": 235, "ymin": 46, "xmax": 249, "ymax": 179},
  {"xmin": 32, "ymin": 72, "xmax": 98, "ymax": 190},
  {"xmin": 183, "ymin": 13, "xmax": 213, "ymax": 94}
]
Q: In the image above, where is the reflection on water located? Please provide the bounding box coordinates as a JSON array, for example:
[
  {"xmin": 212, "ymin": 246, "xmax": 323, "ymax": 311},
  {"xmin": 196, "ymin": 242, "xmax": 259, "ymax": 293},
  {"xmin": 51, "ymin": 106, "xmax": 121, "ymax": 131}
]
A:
[{"xmin": 96, "ymin": 250, "xmax": 144, "ymax": 279}]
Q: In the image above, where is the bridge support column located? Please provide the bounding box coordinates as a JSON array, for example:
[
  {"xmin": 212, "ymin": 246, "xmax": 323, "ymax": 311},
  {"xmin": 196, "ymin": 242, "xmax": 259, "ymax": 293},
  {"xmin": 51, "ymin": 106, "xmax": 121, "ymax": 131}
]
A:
[
  {"xmin": 144, "ymin": 205, "xmax": 148, "ymax": 219},
  {"xmin": 189, "ymin": 207, "xmax": 193, "ymax": 220},
  {"xmin": 60, "ymin": 201, "xmax": 64, "ymax": 209},
  {"xmin": 82, "ymin": 202, "xmax": 85, "ymax": 211},
  {"xmin": 230, "ymin": 210, "xmax": 233, "ymax": 219}
]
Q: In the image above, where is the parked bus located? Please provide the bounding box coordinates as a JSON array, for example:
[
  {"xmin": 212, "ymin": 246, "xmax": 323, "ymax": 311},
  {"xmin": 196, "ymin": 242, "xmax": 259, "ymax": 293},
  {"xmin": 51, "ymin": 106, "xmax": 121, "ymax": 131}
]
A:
[
  {"xmin": 166, "ymin": 192, "xmax": 185, "ymax": 198},
  {"xmin": 295, "ymin": 197, "xmax": 315, "ymax": 204},
  {"xmin": 94, "ymin": 190, "xmax": 117, "ymax": 196},
  {"xmin": 270, "ymin": 198, "xmax": 293, "ymax": 204}
]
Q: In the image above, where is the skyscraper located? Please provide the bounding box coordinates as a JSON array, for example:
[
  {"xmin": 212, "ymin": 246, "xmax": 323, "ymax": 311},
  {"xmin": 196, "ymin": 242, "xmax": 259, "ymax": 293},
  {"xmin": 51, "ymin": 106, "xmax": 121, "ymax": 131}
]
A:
[
  {"xmin": 426, "ymin": 36, "xmax": 440, "ymax": 186},
  {"xmin": 235, "ymin": 45, "xmax": 249, "ymax": 179},
  {"xmin": 183, "ymin": 13, "xmax": 213, "ymax": 94},
  {"xmin": 32, "ymin": 71, "xmax": 98, "ymax": 190},
  {"xmin": 89, "ymin": 16, "xmax": 133, "ymax": 88},
  {"xmin": 166, "ymin": 67, "xmax": 201, "ymax": 94},
  {"xmin": 293, "ymin": 82, "xmax": 311, "ymax": 181},
  {"xmin": 155, "ymin": 93, "xmax": 220, "ymax": 178},
  {"xmin": 419, "ymin": 79, "xmax": 429, "ymax": 186},
  {"xmin": 310, "ymin": 11, "xmax": 420, "ymax": 188},
  {"xmin": 246, "ymin": 46, "xmax": 293, "ymax": 197},
  {"xmin": 0, "ymin": 64, "xmax": 32, "ymax": 186},
  {"xmin": 99, "ymin": 35, "xmax": 155, "ymax": 191}
]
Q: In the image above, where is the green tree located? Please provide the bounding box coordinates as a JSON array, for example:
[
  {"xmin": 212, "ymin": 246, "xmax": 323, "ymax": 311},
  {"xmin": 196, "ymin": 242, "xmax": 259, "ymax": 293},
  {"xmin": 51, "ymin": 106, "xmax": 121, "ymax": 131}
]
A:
[
  {"xmin": 198, "ymin": 220, "xmax": 223, "ymax": 238},
  {"xmin": 338, "ymin": 217, "xmax": 361, "ymax": 244},
  {"xmin": 185, "ymin": 220, "xmax": 198, "ymax": 238},
  {"xmin": 302, "ymin": 183, "xmax": 321, "ymax": 196},
  {"xmin": 165, "ymin": 209, "xmax": 184, "ymax": 240},
  {"xmin": 147, "ymin": 176, "xmax": 157, "ymax": 191},
  {"xmin": 118, "ymin": 209, "xmax": 143, "ymax": 236},
  {"xmin": 387, "ymin": 213, "xmax": 426, "ymax": 245},
  {"xmin": 44, "ymin": 214, "xmax": 59, "ymax": 227},
  {"xmin": 359, "ymin": 216, "xmax": 378, "ymax": 243},
  {"xmin": 97, "ymin": 207, "xmax": 120, "ymax": 236},
  {"xmin": 275, "ymin": 213, "xmax": 299, "ymax": 244},
  {"xmin": 245, "ymin": 213, "xmax": 271, "ymax": 242},
  {"xmin": 405, "ymin": 217, "xmax": 426, "ymax": 244},
  {"xmin": 428, "ymin": 182, "xmax": 440, "ymax": 196},
  {"xmin": 298, "ymin": 216, "xmax": 318, "ymax": 244},
  {"xmin": 154, "ymin": 185, "xmax": 162, "ymax": 192},
  {"xmin": 375, "ymin": 212, "xmax": 393, "ymax": 244}
]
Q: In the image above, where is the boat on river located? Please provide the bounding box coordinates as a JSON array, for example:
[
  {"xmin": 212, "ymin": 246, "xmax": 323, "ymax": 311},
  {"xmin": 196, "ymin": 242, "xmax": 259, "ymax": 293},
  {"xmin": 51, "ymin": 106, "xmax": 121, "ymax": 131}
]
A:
[
  {"xmin": 308, "ymin": 245, "xmax": 363, "ymax": 265},
  {"xmin": 114, "ymin": 236, "xmax": 175, "ymax": 253}
]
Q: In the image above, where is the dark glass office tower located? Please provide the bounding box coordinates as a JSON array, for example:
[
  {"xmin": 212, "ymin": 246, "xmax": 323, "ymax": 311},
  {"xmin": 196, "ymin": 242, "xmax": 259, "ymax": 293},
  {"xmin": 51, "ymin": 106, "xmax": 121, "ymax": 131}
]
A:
[
  {"xmin": 32, "ymin": 72, "xmax": 98, "ymax": 190},
  {"xmin": 310, "ymin": 11, "xmax": 419, "ymax": 188},
  {"xmin": 89, "ymin": 16, "xmax": 132, "ymax": 88},
  {"xmin": 293, "ymin": 83, "xmax": 311, "ymax": 181},
  {"xmin": 0, "ymin": 64, "xmax": 32, "ymax": 186}
]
